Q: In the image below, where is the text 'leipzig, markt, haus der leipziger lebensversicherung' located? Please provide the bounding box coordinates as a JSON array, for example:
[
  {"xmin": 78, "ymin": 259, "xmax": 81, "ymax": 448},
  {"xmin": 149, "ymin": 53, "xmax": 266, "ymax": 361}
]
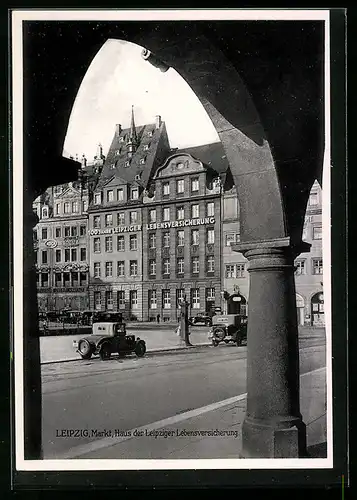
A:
[{"xmin": 32, "ymin": 108, "xmax": 324, "ymax": 326}]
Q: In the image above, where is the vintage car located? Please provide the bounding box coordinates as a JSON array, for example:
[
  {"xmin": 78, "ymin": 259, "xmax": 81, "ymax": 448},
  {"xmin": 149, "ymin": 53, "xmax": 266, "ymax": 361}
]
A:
[
  {"xmin": 208, "ymin": 314, "xmax": 247, "ymax": 347},
  {"xmin": 188, "ymin": 313, "xmax": 212, "ymax": 327},
  {"xmin": 73, "ymin": 321, "xmax": 146, "ymax": 360}
]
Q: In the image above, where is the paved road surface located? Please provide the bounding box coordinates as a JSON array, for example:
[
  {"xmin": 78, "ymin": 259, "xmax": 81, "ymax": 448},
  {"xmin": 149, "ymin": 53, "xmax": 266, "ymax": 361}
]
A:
[{"xmin": 41, "ymin": 328, "xmax": 326, "ymax": 458}]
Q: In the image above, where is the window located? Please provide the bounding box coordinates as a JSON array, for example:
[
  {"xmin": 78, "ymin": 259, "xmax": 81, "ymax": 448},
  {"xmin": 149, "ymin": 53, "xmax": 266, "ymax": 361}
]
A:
[
  {"xmin": 93, "ymin": 216, "xmax": 101, "ymax": 228},
  {"xmin": 163, "ymin": 259, "xmax": 170, "ymax": 276},
  {"xmin": 295, "ymin": 260, "xmax": 306, "ymax": 275},
  {"xmin": 130, "ymin": 211, "xmax": 137, "ymax": 224},
  {"xmin": 105, "ymin": 262, "xmax": 113, "ymax": 278},
  {"xmin": 82, "ymin": 200, "xmax": 88, "ymax": 212},
  {"xmin": 80, "ymin": 248, "xmax": 86, "ymax": 261},
  {"xmin": 54, "ymin": 272, "xmax": 62, "ymax": 287},
  {"xmin": 80, "ymin": 272, "xmax": 87, "ymax": 286},
  {"xmin": 312, "ymin": 258, "xmax": 323, "ymax": 275},
  {"xmin": 162, "ymin": 182, "xmax": 170, "ymax": 196},
  {"xmin": 117, "ymin": 260, "xmax": 125, "ymax": 277},
  {"xmin": 64, "ymin": 227, "xmax": 70, "ymax": 237},
  {"xmin": 105, "ymin": 291, "xmax": 114, "ymax": 310},
  {"xmin": 163, "ymin": 231, "xmax": 170, "ymax": 247},
  {"xmin": 191, "ymin": 229, "xmax": 199, "ymax": 246},
  {"xmin": 105, "ymin": 214, "xmax": 113, "ymax": 227},
  {"xmin": 94, "ymin": 262, "xmax": 101, "ymax": 278},
  {"xmin": 130, "ymin": 290, "xmax": 138, "ymax": 309},
  {"xmin": 149, "ymin": 232, "xmax": 156, "ymax": 249},
  {"xmin": 149, "ymin": 290, "xmax": 157, "ymax": 309},
  {"xmin": 207, "ymin": 228, "xmax": 215, "ymax": 245},
  {"xmin": 144, "ymin": 144, "xmax": 150, "ymax": 151},
  {"xmin": 206, "ymin": 288, "xmax": 215, "ymax": 301},
  {"xmin": 162, "ymin": 289, "xmax": 171, "ymax": 309},
  {"xmin": 191, "ymin": 204, "xmax": 199, "ymax": 218},
  {"xmin": 94, "ymin": 291, "xmax": 102, "ymax": 310},
  {"xmin": 207, "ymin": 256, "xmax": 215, "ymax": 273},
  {"xmin": 140, "ymin": 158, "xmax": 146, "ymax": 165},
  {"xmin": 41, "ymin": 273, "xmax": 49, "ymax": 287},
  {"xmin": 94, "ymin": 238, "xmax": 101, "ymax": 253},
  {"xmin": 313, "ymin": 226, "xmax": 322, "ymax": 240},
  {"xmin": 192, "ymin": 257, "xmax": 199, "ymax": 274},
  {"xmin": 64, "ymin": 249, "xmax": 70, "ymax": 262},
  {"xmin": 71, "ymin": 248, "xmax": 77, "ymax": 262},
  {"xmin": 71, "ymin": 226, "xmax": 77, "ymax": 237},
  {"xmin": 131, "ymin": 188, "xmax": 139, "ymax": 200},
  {"xmin": 105, "ymin": 236, "xmax": 113, "ymax": 252},
  {"xmin": 130, "ymin": 234, "xmax": 138, "ymax": 251},
  {"xmin": 176, "ymin": 289, "xmax": 185, "ymax": 306},
  {"xmin": 41, "ymin": 251, "xmax": 47, "ymax": 264},
  {"xmin": 207, "ymin": 202, "xmax": 214, "ymax": 217},
  {"xmin": 149, "ymin": 209, "xmax": 157, "ymax": 223},
  {"xmin": 177, "ymin": 206, "xmax": 185, "ymax": 220},
  {"xmin": 163, "ymin": 207, "xmax": 170, "ymax": 221},
  {"xmin": 191, "ymin": 178, "xmax": 199, "ymax": 192},
  {"xmin": 236, "ymin": 264, "xmax": 245, "ymax": 277},
  {"xmin": 94, "ymin": 193, "xmax": 101, "ymax": 205},
  {"xmin": 117, "ymin": 235, "xmax": 125, "ymax": 251},
  {"xmin": 309, "ymin": 192, "xmax": 318, "ymax": 206},
  {"xmin": 130, "ymin": 260, "xmax": 138, "ymax": 276},
  {"xmin": 42, "ymin": 207, "xmax": 48, "ymax": 218},
  {"xmin": 117, "ymin": 212, "xmax": 125, "ymax": 225},
  {"xmin": 191, "ymin": 288, "xmax": 200, "ymax": 309},
  {"xmin": 72, "ymin": 201, "xmax": 79, "ymax": 213},
  {"xmin": 80, "ymin": 225, "xmax": 86, "ymax": 236},
  {"xmin": 117, "ymin": 188, "xmax": 124, "ymax": 201},
  {"xmin": 125, "ymin": 161, "xmax": 130, "ymax": 167},
  {"xmin": 54, "ymin": 186, "xmax": 62, "ymax": 195},
  {"xmin": 177, "ymin": 258, "xmax": 184, "ymax": 274},
  {"xmin": 176, "ymin": 179, "xmax": 184, "ymax": 194},
  {"xmin": 149, "ymin": 259, "xmax": 156, "ymax": 276},
  {"xmin": 55, "ymin": 249, "xmax": 61, "ymax": 262},
  {"xmin": 41, "ymin": 228, "xmax": 48, "ymax": 240},
  {"xmin": 64, "ymin": 202, "xmax": 70, "ymax": 214},
  {"xmin": 107, "ymin": 190, "xmax": 114, "ymax": 202},
  {"xmin": 55, "ymin": 203, "xmax": 60, "ymax": 215},
  {"xmin": 147, "ymin": 131, "xmax": 153, "ymax": 137},
  {"xmin": 117, "ymin": 291, "xmax": 125, "ymax": 309},
  {"xmin": 225, "ymin": 265, "xmax": 235, "ymax": 278},
  {"xmin": 177, "ymin": 230, "xmax": 185, "ymax": 246}
]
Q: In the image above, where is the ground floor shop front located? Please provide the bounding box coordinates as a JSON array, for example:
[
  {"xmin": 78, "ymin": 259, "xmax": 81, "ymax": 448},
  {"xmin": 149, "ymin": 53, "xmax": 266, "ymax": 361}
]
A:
[{"xmin": 37, "ymin": 288, "xmax": 89, "ymax": 312}]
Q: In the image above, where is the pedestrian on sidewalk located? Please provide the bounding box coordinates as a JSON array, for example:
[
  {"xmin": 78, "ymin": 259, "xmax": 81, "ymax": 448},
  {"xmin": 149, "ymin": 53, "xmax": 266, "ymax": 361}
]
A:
[{"xmin": 156, "ymin": 313, "xmax": 160, "ymax": 323}]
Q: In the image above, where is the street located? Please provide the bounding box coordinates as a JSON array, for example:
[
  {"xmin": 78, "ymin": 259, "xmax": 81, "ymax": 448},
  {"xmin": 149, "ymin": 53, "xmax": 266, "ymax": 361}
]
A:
[{"xmin": 41, "ymin": 328, "xmax": 326, "ymax": 459}]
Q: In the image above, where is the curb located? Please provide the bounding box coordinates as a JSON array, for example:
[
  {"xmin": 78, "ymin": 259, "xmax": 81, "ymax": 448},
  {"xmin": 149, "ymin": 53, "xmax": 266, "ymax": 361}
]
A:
[{"xmin": 40, "ymin": 342, "xmax": 214, "ymax": 365}]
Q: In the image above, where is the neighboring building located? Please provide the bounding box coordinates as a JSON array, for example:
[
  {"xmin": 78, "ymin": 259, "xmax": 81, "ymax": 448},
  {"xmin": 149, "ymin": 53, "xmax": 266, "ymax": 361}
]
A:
[
  {"xmin": 222, "ymin": 179, "xmax": 324, "ymax": 325},
  {"xmin": 32, "ymin": 155, "xmax": 101, "ymax": 312},
  {"xmin": 87, "ymin": 110, "xmax": 171, "ymax": 320},
  {"xmin": 141, "ymin": 146, "xmax": 224, "ymax": 322}
]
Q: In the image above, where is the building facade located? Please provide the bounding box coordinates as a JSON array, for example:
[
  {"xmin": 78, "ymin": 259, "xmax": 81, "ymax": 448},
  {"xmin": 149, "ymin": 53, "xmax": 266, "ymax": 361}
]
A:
[{"xmin": 32, "ymin": 157, "xmax": 101, "ymax": 312}]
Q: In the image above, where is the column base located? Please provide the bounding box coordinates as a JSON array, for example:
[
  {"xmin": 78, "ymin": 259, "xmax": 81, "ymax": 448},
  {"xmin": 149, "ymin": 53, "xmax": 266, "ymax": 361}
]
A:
[{"xmin": 240, "ymin": 415, "xmax": 307, "ymax": 458}]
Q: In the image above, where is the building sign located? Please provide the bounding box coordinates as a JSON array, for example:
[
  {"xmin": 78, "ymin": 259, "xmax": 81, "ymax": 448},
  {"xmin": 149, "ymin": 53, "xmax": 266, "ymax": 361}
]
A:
[
  {"xmin": 45, "ymin": 240, "xmax": 58, "ymax": 248},
  {"xmin": 145, "ymin": 217, "xmax": 215, "ymax": 230},
  {"xmin": 88, "ymin": 225, "xmax": 142, "ymax": 236},
  {"xmin": 64, "ymin": 237, "xmax": 79, "ymax": 246},
  {"xmin": 53, "ymin": 287, "xmax": 87, "ymax": 293}
]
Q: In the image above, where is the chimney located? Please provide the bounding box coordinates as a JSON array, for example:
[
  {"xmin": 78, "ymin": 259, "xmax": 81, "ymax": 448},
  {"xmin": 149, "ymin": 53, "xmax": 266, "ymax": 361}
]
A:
[
  {"xmin": 155, "ymin": 115, "xmax": 162, "ymax": 129},
  {"xmin": 116, "ymin": 124, "xmax": 122, "ymax": 136}
]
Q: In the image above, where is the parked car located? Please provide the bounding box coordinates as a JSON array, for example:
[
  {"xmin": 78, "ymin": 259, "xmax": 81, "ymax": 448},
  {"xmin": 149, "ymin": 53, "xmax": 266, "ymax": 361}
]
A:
[
  {"xmin": 92, "ymin": 311, "xmax": 124, "ymax": 324},
  {"xmin": 73, "ymin": 321, "xmax": 146, "ymax": 360},
  {"xmin": 208, "ymin": 314, "xmax": 247, "ymax": 347},
  {"xmin": 188, "ymin": 313, "xmax": 212, "ymax": 327}
]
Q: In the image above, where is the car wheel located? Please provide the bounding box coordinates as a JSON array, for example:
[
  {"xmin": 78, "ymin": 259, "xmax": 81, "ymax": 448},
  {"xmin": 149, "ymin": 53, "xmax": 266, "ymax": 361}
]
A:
[
  {"xmin": 78, "ymin": 339, "xmax": 92, "ymax": 360},
  {"xmin": 135, "ymin": 341, "xmax": 146, "ymax": 357},
  {"xmin": 99, "ymin": 343, "xmax": 111, "ymax": 361},
  {"xmin": 213, "ymin": 327, "xmax": 226, "ymax": 341}
]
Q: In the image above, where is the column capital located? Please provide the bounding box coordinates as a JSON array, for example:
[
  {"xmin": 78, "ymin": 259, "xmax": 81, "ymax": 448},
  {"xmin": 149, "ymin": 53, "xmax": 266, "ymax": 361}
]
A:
[{"xmin": 232, "ymin": 237, "xmax": 311, "ymax": 260}]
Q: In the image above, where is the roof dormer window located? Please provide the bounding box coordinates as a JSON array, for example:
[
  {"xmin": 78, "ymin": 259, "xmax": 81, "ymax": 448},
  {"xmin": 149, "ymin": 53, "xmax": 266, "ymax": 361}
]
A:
[
  {"xmin": 143, "ymin": 144, "xmax": 149, "ymax": 151},
  {"xmin": 42, "ymin": 206, "xmax": 49, "ymax": 219},
  {"xmin": 115, "ymin": 149, "xmax": 120, "ymax": 156},
  {"xmin": 125, "ymin": 160, "xmax": 130, "ymax": 167},
  {"xmin": 119, "ymin": 136, "xmax": 124, "ymax": 143},
  {"xmin": 94, "ymin": 193, "xmax": 101, "ymax": 205},
  {"xmin": 135, "ymin": 174, "xmax": 141, "ymax": 181},
  {"xmin": 147, "ymin": 131, "xmax": 153, "ymax": 137},
  {"xmin": 139, "ymin": 158, "xmax": 146, "ymax": 165}
]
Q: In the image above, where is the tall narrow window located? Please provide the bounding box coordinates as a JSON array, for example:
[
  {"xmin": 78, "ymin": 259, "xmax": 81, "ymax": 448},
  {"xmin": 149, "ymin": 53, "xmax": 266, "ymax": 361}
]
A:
[
  {"xmin": 117, "ymin": 260, "xmax": 125, "ymax": 277},
  {"xmin": 149, "ymin": 232, "xmax": 156, "ymax": 249},
  {"xmin": 191, "ymin": 178, "xmax": 199, "ymax": 192},
  {"xmin": 162, "ymin": 182, "xmax": 170, "ymax": 196},
  {"xmin": 176, "ymin": 179, "xmax": 184, "ymax": 194},
  {"xmin": 107, "ymin": 190, "xmax": 114, "ymax": 202},
  {"xmin": 64, "ymin": 227, "xmax": 70, "ymax": 237},
  {"xmin": 130, "ymin": 290, "xmax": 138, "ymax": 309},
  {"xmin": 207, "ymin": 228, "xmax": 215, "ymax": 244},
  {"xmin": 207, "ymin": 256, "xmax": 215, "ymax": 273},
  {"xmin": 149, "ymin": 290, "xmax": 157, "ymax": 309},
  {"xmin": 149, "ymin": 259, "xmax": 156, "ymax": 276},
  {"xmin": 93, "ymin": 216, "xmax": 101, "ymax": 228},
  {"xmin": 131, "ymin": 188, "xmax": 139, "ymax": 200},
  {"xmin": 163, "ymin": 207, "xmax": 170, "ymax": 221},
  {"xmin": 163, "ymin": 231, "xmax": 170, "ymax": 248},
  {"xmin": 64, "ymin": 249, "xmax": 70, "ymax": 262},
  {"xmin": 94, "ymin": 238, "xmax": 101, "ymax": 253},
  {"xmin": 192, "ymin": 257, "xmax": 199, "ymax": 274},
  {"xmin": 94, "ymin": 193, "xmax": 101, "ymax": 205},
  {"xmin": 130, "ymin": 211, "xmax": 137, "ymax": 224},
  {"xmin": 94, "ymin": 262, "xmax": 101, "ymax": 278},
  {"xmin": 41, "ymin": 250, "xmax": 48, "ymax": 264},
  {"xmin": 295, "ymin": 260, "xmax": 306, "ymax": 275},
  {"xmin": 41, "ymin": 228, "xmax": 48, "ymax": 239},
  {"xmin": 64, "ymin": 202, "xmax": 70, "ymax": 214},
  {"xmin": 149, "ymin": 209, "xmax": 157, "ymax": 222},
  {"xmin": 105, "ymin": 214, "xmax": 113, "ymax": 227},
  {"xmin": 191, "ymin": 229, "xmax": 199, "ymax": 246},
  {"xmin": 71, "ymin": 226, "xmax": 77, "ymax": 237},
  {"xmin": 117, "ymin": 235, "xmax": 125, "ymax": 251},
  {"xmin": 177, "ymin": 230, "xmax": 185, "ymax": 246},
  {"xmin": 117, "ymin": 188, "xmax": 124, "ymax": 201},
  {"xmin": 105, "ymin": 291, "xmax": 114, "ymax": 310},
  {"xmin": 162, "ymin": 289, "xmax": 171, "ymax": 309},
  {"xmin": 71, "ymin": 248, "xmax": 77, "ymax": 262},
  {"xmin": 80, "ymin": 225, "xmax": 86, "ymax": 236},
  {"xmin": 94, "ymin": 291, "xmax": 102, "ymax": 310},
  {"xmin": 105, "ymin": 262, "xmax": 113, "ymax": 278},
  {"xmin": 191, "ymin": 288, "xmax": 200, "ymax": 309},
  {"xmin": 177, "ymin": 258, "xmax": 184, "ymax": 274},
  {"xmin": 117, "ymin": 212, "xmax": 125, "ymax": 225},
  {"xmin": 55, "ymin": 250, "xmax": 61, "ymax": 262},
  {"xmin": 117, "ymin": 291, "xmax": 125, "ymax": 309},
  {"xmin": 236, "ymin": 264, "xmax": 245, "ymax": 277},
  {"xmin": 312, "ymin": 258, "xmax": 323, "ymax": 275},
  {"xmin": 80, "ymin": 248, "xmax": 86, "ymax": 261},
  {"xmin": 176, "ymin": 289, "xmax": 185, "ymax": 307},
  {"xmin": 207, "ymin": 202, "xmax": 214, "ymax": 217},
  {"xmin": 105, "ymin": 236, "xmax": 113, "ymax": 252},
  {"xmin": 130, "ymin": 234, "xmax": 138, "ymax": 251},
  {"xmin": 177, "ymin": 206, "xmax": 185, "ymax": 220},
  {"xmin": 130, "ymin": 260, "xmax": 138, "ymax": 277},
  {"xmin": 191, "ymin": 204, "xmax": 199, "ymax": 218},
  {"xmin": 72, "ymin": 201, "xmax": 79, "ymax": 213},
  {"xmin": 162, "ymin": 259, "xmax": 170, "ymax": 276}
]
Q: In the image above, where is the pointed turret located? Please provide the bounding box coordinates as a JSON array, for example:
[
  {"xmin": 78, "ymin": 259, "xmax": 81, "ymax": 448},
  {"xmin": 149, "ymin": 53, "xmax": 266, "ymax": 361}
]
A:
[{"xmin": 127, "ymin": 105, "xmax": 138, "ymax": 157}]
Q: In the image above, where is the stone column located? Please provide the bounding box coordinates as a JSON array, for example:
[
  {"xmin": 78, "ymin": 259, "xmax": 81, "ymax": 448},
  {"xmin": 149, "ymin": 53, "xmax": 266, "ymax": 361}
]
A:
[{"xmin": 232, "ymin": 237, "xmax": 310, "ymax": 458}]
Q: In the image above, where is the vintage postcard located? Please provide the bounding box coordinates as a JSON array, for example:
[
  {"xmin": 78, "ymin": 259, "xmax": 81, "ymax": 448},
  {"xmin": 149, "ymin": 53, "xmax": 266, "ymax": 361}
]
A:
[{"xmin": 10, "ymin": 8, "xmax": 348, "ymax": 489}]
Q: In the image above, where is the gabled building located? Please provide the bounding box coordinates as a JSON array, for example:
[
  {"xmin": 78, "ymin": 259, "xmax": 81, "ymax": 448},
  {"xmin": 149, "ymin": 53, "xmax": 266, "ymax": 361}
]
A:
[{"xmin": 87, "ymin": 109, "xmax": 171, "ymax": 319}]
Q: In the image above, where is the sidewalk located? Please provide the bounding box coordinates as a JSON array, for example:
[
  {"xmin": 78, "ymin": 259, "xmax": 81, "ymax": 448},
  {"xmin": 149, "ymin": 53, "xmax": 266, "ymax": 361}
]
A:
[
  {"xmin": 40, "ymin": 328, "xmax": 212, "ymax": 364},
  {"xmin": 65, "ymin": 367, "xmax": 327, "ymax": 459}
]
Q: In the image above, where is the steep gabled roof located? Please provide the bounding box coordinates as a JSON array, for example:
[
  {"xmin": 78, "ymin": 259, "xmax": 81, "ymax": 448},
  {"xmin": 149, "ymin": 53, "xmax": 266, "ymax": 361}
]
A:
[{"xmin": 175, "ymin": 142, "xmax": 230, "ymax": 175}]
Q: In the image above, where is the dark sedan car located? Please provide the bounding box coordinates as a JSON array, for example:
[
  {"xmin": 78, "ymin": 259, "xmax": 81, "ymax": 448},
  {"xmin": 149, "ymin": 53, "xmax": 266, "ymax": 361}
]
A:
[{"xmin": 188, "ymin": 313, "xmax": 212, "ymax": 327}]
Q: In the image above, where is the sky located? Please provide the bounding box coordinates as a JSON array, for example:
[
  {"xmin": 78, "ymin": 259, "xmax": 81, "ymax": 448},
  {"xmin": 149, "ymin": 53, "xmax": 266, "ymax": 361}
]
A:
[{"xmin": 63, "ymin": 39, "xmax": 220, "ymax": 160}]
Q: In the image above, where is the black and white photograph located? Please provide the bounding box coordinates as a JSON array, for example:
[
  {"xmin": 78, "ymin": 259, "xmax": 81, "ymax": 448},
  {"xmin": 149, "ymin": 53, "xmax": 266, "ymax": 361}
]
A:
[{"xmin": 10, "ymin": 8, "xmax": 348, "ymax": 488}]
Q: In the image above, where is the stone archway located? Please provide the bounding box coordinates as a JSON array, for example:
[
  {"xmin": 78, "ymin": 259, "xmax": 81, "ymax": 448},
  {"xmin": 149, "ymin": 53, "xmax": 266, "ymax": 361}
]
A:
[
  {"xmin": 227, "ymin": 293, "xmax": 247, "ymax": 315},
  {"xmin": 311, "ymin": 291, "xmax": 325, "ymax": 327}
]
